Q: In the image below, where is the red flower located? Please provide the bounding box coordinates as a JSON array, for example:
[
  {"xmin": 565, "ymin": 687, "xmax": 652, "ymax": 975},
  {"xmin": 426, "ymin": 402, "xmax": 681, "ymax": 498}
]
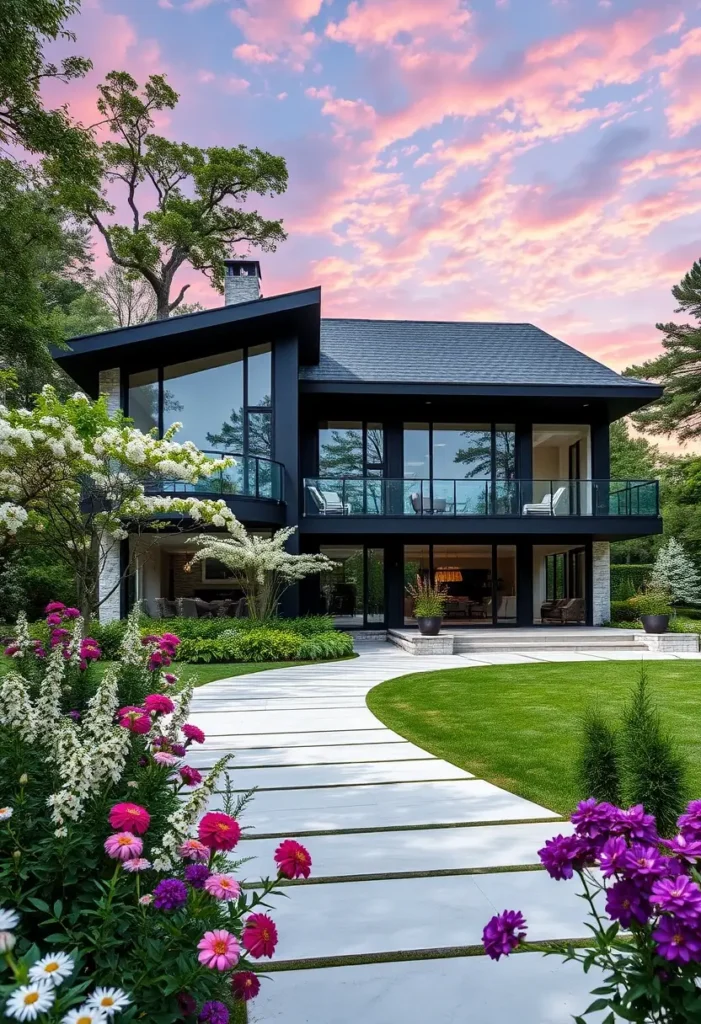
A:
[
  {"xmin": 180, "ymin": 765, "xmax": 203, "ymax": 787},
  {"xmin": 182, "ymin": 723, "xmax": 205, "ymax": 745},
  {"xmin": 242, "ymin": 913, "xmax": 278, "ymax": 959},
  {"xmin": 274, "ymin": 839, "xmax": 312, "ymax": 880},
  {"xmin": 118, "ymin": 709, "xmax": 151, "ymax": 735},
  {"xmin": 198, "ymin": 812, "xmax": 241, "ymax": 852},
  {"xmin": 109, "ymin": 802, "xmax": 151, "ymax": 835},
  {"xmin": 231, "ymin": 971, "xmax": 261, "ymax": 1002},
  {"xmin": 144, "ymin": 693, "xmax": 175, "ymax": 715}
]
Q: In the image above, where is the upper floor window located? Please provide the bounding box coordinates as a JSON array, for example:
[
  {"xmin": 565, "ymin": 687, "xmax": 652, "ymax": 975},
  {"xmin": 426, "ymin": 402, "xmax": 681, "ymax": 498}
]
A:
[
  {"xmin": 404, "ymin": 423, "xmax": 515, "ymax": 480},
  {"xmin": 318, "ymin": 422, "xmax": 384, "ymax": 476},
  {"xmin": 127, "ymin": 344, "xmax": 272, "ymax": 457}
]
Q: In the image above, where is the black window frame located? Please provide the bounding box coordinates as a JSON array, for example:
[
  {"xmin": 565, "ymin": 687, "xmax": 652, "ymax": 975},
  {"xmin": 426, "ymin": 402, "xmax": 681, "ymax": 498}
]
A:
[
  {"xmin": 402, "ymin": 423, "xmax": 518, "ymax": 482},
  {"xmin": 317, "ymin": 421, "xmax": 386, "ymax": 477}
]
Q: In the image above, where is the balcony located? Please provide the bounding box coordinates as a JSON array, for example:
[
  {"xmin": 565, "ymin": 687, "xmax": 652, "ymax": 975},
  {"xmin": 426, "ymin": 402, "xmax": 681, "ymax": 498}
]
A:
[
  {"xmin": 304, "ymin": 478, "xmax": 659, "ymax": 518},
  {"xmin": 147, "ymin": 451, "xmax": 284, "ymax": 502}
]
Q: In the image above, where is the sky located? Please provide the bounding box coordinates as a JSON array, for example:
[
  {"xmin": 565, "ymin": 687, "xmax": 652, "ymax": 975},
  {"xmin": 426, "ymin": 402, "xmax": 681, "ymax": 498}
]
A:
[{"xmin": 53, "ymin": 0, "xmax": 701, "ymax": 383}]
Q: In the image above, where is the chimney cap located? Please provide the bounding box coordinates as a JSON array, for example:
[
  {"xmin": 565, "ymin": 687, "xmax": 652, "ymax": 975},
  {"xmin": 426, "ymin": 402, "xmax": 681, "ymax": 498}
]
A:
[{"xmin": 224, "ymin": 258, "xmax": 262, "ymax": 279}]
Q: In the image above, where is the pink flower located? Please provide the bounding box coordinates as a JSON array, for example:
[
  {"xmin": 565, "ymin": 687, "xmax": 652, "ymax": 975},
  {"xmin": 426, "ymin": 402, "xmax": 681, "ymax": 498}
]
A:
[
  {"xmin": 118, "ymin": 710, "xmax": 151, "ymax": 734},
  {"xmin": 204, "ymin": 874, "xmax": 241, "ymax": 901},
  {"xmin": 139, "ymin": 894, "xmax": 154, "ymax": 905},
  {"xmin": 179, "ymin": 838, "xmax": 209, "ymax": 862},
  {"xmin": 64, "ymin": 607, "xmax": 81, "ymax": 619},
  {"xmin": 242, "ymin": 913, "xmax": 278, "ymax": 959},
  {"xmin": 231, "ymin": 971, "xmax": 260, "ymax": 1002},
  {"xmin": 45, "ymin": 601, "xmax": 66, "ymax": 613},
  {"xmin": 148, "ymin": 652, "xmax": 164, "ymax": 670},
  {"xmin": 198, "ymin": 812, "xmax": 241, "ymax": 852},
  {"xmin": 109, "ymin": 802, "xmax": 151, "ymax": 835},
  {"xmin": 104, "ymin": 832, "xmax": 144, "ymax": 861},
  {"xmin": 197, "ymin": 929, "xmax": 240, "ymax": 971},
  {"xmin": 4, "ymin": 645, "xmax": 19, "ymax": 657},
  {"xmin": 163, "ymin": 673, "xmax": 177, "ymax": 685},
  {"xmin": 180, "ymin": 765, "xmax": 202, "ymax": 787},
  {"xmin": 46, "ymin": 613, "xmax": 62, "ymax": 626},
  {"xmin": 274, "ymin": 839, "xmax": 312, "ymax": 880},
  {"xmin": 161, "ymin": 633, "xmax": 181, "ymax": 646},
  {"xmin": 154, "ymin": 751, "xmax": 179, "ymax": 766},
  {"xmin": 144, "ymin": 693, "xmax": 175, "ymax": 715},
  {"xmin": 182, "ymin": 723, "xmax": 205, "ymax": 745},
  {"xmin": 123, "ymin": 857, "xmax": 152, "ymax": 873}
]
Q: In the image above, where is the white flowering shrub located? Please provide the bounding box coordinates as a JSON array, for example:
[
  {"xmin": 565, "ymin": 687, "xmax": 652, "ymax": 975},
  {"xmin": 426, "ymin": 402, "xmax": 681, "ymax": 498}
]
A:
[{"xmin": 0, "ymin": 386, "xmax": 239, "ymax": 619}]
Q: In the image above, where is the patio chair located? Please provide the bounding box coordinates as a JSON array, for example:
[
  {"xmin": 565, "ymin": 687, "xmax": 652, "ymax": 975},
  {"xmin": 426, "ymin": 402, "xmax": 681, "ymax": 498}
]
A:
[
  {"xmin": 522, "ymin": 486, "xmax": 568, "ymax": 516},
  {"xmin": 177, "ymin": 597, "xmax": 198, "ymax": 618},
  {"xmin": 154, "ymin": 597, "xmax": 177, "ymax": 619},
  {"xmin": 307, "ymin": 486, "xmax": 351, "ymax": 515},
  {"xmin": 497, "ymin": 595, "xmax": 517, "ymax": 619},
  {"xmin": 145, "ymin": 598, "xmax": 162, "ymax": 619},
  {"xmin": 410, "ymin": 493, "xmax": 447, "ymax": 514}
]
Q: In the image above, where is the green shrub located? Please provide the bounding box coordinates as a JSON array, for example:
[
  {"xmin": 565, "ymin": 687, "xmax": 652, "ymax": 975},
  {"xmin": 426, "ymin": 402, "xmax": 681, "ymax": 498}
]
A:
[
  {"xmin": 610, "ymin": 563, "xmax": 653, "ymax": 600},
  {"xmin": 628, "ymin": 589, "xmax": 673, "ymax": 618},
  {"xmin": 577, "ymin": 709, "xmax": 622, "ymax": 805},
  {"xmin": 226, "ymin": 629, "xmax": 301, "ymax": 663},
  {"xmin": 296, "ymin": 631, "xmax": 354, "ymax": 660},
  {"xmin": 621, "ymin": 671, "xmax": 688, "ymax": 836},
  {"xmin": 609, "ymin": 600, "xmax": 639, "ymax": 623},
  {"xmin": 176, "ymin": 637, "xmax": 236, "ymax": 663},
  {"xmin": 668, "ymin": 616, "xmax": 701, "ymax": 634},
  {"xmin": 674, "ymin": 606, "xmax": 701, "ymax": 620}
]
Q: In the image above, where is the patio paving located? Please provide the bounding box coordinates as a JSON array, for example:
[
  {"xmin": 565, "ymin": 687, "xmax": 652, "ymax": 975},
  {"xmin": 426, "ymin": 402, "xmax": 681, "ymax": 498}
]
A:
[{"xmin": 188, "ymin": 641, "xmax": 700, "ymax": 1023}]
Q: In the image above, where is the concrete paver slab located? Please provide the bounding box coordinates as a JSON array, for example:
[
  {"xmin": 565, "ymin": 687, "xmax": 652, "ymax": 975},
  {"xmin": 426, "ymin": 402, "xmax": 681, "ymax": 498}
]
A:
[
  {"xmin": 221, "ymin": 758, "xmax": 472, "ymax": 791},
  {"xmin": 187, "ymin": 741, "xmax": 435, "ymax": 769}
]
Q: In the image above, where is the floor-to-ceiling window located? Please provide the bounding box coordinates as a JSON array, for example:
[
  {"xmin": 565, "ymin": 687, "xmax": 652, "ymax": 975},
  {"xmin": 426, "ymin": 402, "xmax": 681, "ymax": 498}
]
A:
[
  {"xmin": 533, "ymin": 544, "xmax": 587, "ymax": 624},
  {"xmin": 320, "ymin": 545, "xmax": 385, "ymax": 627},
  {"xmin": 532, "ymin": 426, "xmax": 591, "ymax": 514},
  {"xmin": 403, "ymin": 544, "xmax": 517, "ymax": 626},
  {"xmin": 317, "ymin": 422, "xmax": 384, "ymax": 514}
]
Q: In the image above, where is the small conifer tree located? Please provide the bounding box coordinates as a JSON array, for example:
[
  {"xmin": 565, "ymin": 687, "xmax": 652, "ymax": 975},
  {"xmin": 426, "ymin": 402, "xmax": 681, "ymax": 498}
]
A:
[{"xmin": 650, "ymin": 538, "xmax": 701, "ymax": 605}]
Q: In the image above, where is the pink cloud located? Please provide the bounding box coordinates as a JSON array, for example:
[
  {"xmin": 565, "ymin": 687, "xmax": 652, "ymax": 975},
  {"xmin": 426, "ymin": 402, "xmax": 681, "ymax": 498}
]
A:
[
  {"xmin": 230, "ymin": 0, "xmax": 325, "ymax": 70},
  {"xmin": 326, "ymin": 0, "xmax": 471, "ymax": 49},
  {"xmin": 655, "ymin": 27, "xmax": 701, "ymax": 136},
  {"xmin": 233, "ymin": 43, "xmax": 277, "ymax": 64}
]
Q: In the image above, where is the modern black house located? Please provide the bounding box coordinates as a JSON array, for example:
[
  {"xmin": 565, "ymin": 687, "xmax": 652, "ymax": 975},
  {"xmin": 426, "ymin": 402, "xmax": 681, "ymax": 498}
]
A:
[{"xmin": 54, "ymin": 260, "xmax": 663, "ymax": 629}]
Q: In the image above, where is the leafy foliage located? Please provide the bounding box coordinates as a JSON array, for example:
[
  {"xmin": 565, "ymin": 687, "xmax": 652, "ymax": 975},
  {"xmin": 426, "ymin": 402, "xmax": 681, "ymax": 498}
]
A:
[
  {"xmin": 577, "ymin": 709, "xmax": 622, "ymax": 806},
  {"xmin": 176, "ymin": 627, "xmax": 353, "ymax": 665},
  {"xmin": 610, "ymin": 564, "xmax": 653, "ymax": 601}
]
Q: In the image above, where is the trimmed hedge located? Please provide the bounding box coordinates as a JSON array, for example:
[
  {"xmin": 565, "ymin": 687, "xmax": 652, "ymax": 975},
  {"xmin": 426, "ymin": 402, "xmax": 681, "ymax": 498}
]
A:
[
  {"xmin": 175, "ymin": 628, "xmax": 354, "ymax": 664},
  {"xmin": 610, "ymin": 564, "xmax": 653, "ymax": 601},
  {"xmin": 610, "ymin": 600, "xmax": 639, "ymax": 623}
]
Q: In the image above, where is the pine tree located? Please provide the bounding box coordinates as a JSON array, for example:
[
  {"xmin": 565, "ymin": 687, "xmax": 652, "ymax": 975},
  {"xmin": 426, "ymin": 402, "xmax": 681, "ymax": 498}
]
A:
[
  {"xmin": 650, "ymin": 537, "xmax": 701, "ymax": 605},
  {"xmin": 577, "ymin": 709, "xmax": 622, "ymax": 805}
]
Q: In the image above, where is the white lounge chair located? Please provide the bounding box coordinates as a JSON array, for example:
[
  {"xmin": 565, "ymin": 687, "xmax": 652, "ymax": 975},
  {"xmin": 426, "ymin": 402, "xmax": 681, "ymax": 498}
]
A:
[
  {"xmin": 522, "ymin": 486, "xmax": 568, "ymax": 516},
  {"xmin": 308, "ymin": 486, "xmax": 351, "ymax": 515}
]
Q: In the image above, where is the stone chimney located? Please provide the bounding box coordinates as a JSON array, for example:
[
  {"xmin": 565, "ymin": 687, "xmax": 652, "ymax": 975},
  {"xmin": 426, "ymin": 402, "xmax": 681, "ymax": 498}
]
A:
[{"xmin": 224, "ymin": 259, "xmax": 262, "ymax": 304}]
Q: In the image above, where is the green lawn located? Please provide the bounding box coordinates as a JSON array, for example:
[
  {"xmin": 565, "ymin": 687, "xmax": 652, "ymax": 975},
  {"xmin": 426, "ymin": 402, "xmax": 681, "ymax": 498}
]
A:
[{"xmin": 366, "ymin": 661, "xmax": 701, "ymax": 815}]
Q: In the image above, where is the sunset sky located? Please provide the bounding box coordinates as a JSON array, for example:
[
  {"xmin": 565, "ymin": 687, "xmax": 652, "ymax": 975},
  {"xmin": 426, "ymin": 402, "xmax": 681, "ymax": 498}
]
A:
[{"xmin": 54, "ymin": 0, "xmax": 701, "ymax": 377}]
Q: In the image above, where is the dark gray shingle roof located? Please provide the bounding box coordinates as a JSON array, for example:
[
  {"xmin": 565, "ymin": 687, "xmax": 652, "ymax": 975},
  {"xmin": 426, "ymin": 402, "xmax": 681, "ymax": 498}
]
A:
[{"xmin": 299, "ymin": 319, "xmax": 644, "ymax": 388}]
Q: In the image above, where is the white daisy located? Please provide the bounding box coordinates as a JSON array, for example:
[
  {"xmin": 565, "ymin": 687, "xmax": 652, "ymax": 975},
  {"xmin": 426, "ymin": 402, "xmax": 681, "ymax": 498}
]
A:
[
  {"xmin": 61, "ymin": 1009, "xmax": 108, "ymax": 1024},
  {"xmin": 0, "ymin": 806, "xmax": 13, "ymax": 821},
  {"xmin": 4, "ymin": 982, "xmax": 55, "ymax": 1020},
  {"xmin": 85, "ymin": 988, "xmax": 131, "ymax": 1015},
  {"xmin": 28, "ymin": 951, "xmax": 74, "ymax": 986},
  {"xmin": 0, "ymin": 907, "xmax": 19, "ymax": 930}
]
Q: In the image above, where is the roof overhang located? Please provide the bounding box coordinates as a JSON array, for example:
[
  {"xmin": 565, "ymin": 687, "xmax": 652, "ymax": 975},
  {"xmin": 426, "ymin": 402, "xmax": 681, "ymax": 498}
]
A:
[{"xmin": 53, "ymin": 287, "xmax": 321, "ymax": 394}]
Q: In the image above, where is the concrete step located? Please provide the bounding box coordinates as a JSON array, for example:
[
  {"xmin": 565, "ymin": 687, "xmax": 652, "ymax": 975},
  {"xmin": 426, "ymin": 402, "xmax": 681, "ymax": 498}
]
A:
[{"xmin": 454, "ymin": 641, "xmax": 649, "ymax": 653}]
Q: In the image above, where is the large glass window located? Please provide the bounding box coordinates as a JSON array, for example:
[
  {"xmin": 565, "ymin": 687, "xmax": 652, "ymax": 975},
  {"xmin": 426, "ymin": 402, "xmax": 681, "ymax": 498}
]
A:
[
  {"xmin": 533, "ymin": 544, "xmax": 586, "ymax": 624},
  {"xmin": 128, "ymin": 369, "xmax": 158, "ymax": 435},
  {"xmin": 318, "ymin": 422, "xmax": 384, "ymax": 477},
  {"xmin": 403, "ymin": 543, "xmax": 518, "ymax": 626},
  {"xmin": 319, "ymin": 545, "xmax": 385, "ymax": 627}
]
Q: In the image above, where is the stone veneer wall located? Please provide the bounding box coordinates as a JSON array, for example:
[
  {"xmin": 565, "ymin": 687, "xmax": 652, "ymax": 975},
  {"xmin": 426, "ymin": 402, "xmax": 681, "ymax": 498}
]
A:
[
  {"xmin": 98, "ymin": 369, "xmax": 122, "ymax": 622},
  {"xmin": 224, "ymin": 273, "xmax": 260, "ymax": 305},
  {"xmin": 592, "ymin": 541, "xmax": 611, "ymax": 625}
]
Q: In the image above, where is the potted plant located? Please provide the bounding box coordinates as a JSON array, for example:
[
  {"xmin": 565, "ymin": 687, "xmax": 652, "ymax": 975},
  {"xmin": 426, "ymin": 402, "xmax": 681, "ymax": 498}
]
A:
[
  {"xmin": 632, "ymin": 586, "xmax": 673, "ymax": 634},
  {"xmin": 406, "ymin": 575, "xmax": 448, "ymax": 636}
]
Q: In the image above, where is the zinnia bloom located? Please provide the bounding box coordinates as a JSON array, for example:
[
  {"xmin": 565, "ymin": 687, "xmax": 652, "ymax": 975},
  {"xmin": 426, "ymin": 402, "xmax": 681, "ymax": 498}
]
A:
[
  {"xmin": 180, "ymin": 765, "xmax": 203, "ymax": 787},
  {"xmin": 171, "ymin": 743, "xmax": 186, "ymax": 757},
  {"xmin": 605, "ymin": 879, "xmax": 650, "ymax": 927},
  {"xmin": 482, "ymin": 910, "xmax": 527, "ymax": 961},
  {"xmin": 118, "ymin": 709, "xmax": 150, "ymax": 735},
  {"xmin": 242, "ymin": 913, "xmax": 278, "ymax": 959},
  {"xmin": 182, "ymin": 723, "xmax": 205, "ymax": 745},
  {"xmin": 122, "ymin": 858, "xmax": 152, "ymax": 874},
  {"xmin": 153, "ymin": 878, "xmax": 188, "ymax": 911},
  {"xmin": 185, "ymin": 864, "xmax": 210, "ymax": 889},
  {"xmin": 4, "ymin": 982, "xmax": 55, "ymax": 1020},
  {"xmin": 144, "ymin": 693, "xmax": 175, "ymax": 715},
  {"xmin": 274, "ymin": 839, "xmax": 312, "ymax": 879},
  {"xmin": 651, "ymin": 875, "xmax": 701, "ymax": 925},
  {"xmin": 653, "ymin": 915, "xmax": 701, "ymax": 963},
  {"xmin": 28, "ymin": 952, "xmax": 74, "ymax": 986},
  {"xmin": 198, "ymin": 812, "xmax": 241, "ymax": 852},
  {"xmin": 108, "ymin": 802, "xmax": 150, "ymax": 835},
  {"xmin": 104, "ymin": 832, "xmax": 143, "ymax": 861},
  {"xmin": 198, "ymin": 1001, "xmax": 229, "ymax": 1024},
  {"xmin": 231, "ymin": 971, "xmax": 261, "ymax": 1002},
  {"xmin": 179, "ymin": 838, "xmax": 209, "ymax": 862},
  {"xmin": 204, "ymin": 874, "xmax": 241, "ymax": 901},
  {"xmin": 85, "ymin": 988, "xmax": 131, "ymax": 1015},
  {"xmin": 0, "ymin": 806, "xmax": 13, "ymax": 821},
  {"xmin": 197, "ymin": 929, "xmax": 240, "ymax": 971},
  {"xmin": 64, "ymin": 607, "xmax": 81, "ymax": 619},
  {"xmin": 154, "ymin": 751, "xmax": 179, "ymax": 766},
  {"xmin": 538, "ymin": 834, "xmax": 590, "ymax": 881}
]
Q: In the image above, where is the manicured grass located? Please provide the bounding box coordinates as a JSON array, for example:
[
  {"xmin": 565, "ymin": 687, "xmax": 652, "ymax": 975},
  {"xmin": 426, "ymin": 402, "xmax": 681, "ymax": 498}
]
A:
[{"xmin": 366, "ymin": 661, "xmax": 701, "ymax": 815}]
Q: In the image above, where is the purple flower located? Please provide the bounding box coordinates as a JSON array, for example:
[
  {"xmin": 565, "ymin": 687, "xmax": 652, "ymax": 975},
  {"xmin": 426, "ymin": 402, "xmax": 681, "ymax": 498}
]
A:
[
  {"xmin": 623, "ymin": 844, "xmax": 667, "ymax": 881},
  {"xmin": 482, "ymin": 910, "xmax": 527, "ymax": 961},
  {"xmin": 678, "ymin": 801, "xmax": 701, "ymax": 840},
  {"xmin": 46, "ymin": 612, "xmax": 63, "ymax": 626},
  {"xmin": 64, "ymin": 607, "xmax": 81, "ymax": 619},
  {"xmin": 612, "ymin": 805, "xmax": 658, "ymax": 845},
  {"xmin": 605, "ymin": 879, "xmax": 651, "ymax": 927},
  {"xmin": 538, "ymin": 834, "xmax": 590, "ymax": 881},
  {"xmin": 185, "ymin": 863, "xmax": 211, "ymax": 890},
  {"xmin": 651, "ymin": 876, "xmax": 701, "ymax": 925},
  {"xmin": 663, "ymin": 833, "xmax": 701, "ymax": 864},
  {"xmin": 599, "ymin": 836, "xmax": 628, "ymax": 878},
  {"xmin": 653, "ymin": 915, "xmax": 701, "ymax": 963},
  {"xmin": 172, "ymin": 743, "xmax": 186, "ymax": 758},
  {"xmin": 571, "ymin": 799, "xmax": 618, "ymax": 841},
  {"xmin": 198, "ymin": 1002, "xmax": 229, "ymax": 1024},
  {"xmin": 153, "ymin": 878, "xmax": 188, "ymax": 911},
  {"xmin": 68, "ymin": 710, "xmax": 81, "ymax": 723}
]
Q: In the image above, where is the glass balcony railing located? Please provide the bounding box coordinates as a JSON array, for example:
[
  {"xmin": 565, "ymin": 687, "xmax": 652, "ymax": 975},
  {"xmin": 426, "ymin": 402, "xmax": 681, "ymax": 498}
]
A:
[
  {"xmin": 147, "ymin": 451, "xmax": 284, "ymax": 502},
  {"xmin": 303, "ymin": 478, "xmax": 659, "ymax": 517}
]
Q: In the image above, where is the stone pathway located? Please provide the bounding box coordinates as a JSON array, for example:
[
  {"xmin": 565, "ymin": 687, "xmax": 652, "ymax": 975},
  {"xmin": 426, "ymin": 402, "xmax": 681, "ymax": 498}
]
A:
[{"xmin": 188, "ymin": 642, "xmax": 701, "ymax": 1023}]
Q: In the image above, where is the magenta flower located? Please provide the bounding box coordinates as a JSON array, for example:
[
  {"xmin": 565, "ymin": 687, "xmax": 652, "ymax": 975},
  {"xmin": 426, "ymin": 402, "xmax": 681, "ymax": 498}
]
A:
[
  {"xmin": 153, "ymin": 878, "xmax": 188, "ymax": 910},
  {"xmin": 653, "ymin": 915, "xmax": 701, "ymax": 963},
  {"xmin": 538, "ymin": 834, "xmax": 590, "ymax": 880},
  {"xmin": 242, "ymin": 913, "xmax": 278, "ymax": 959},
  {"xmin": 599, "ymin": 836, "xmax": 628, "ymax": 878},
  {"xmin": 605, "ymin": 879, "xmax": 651, "ymax": 927},
  {"xmin": 163, "ymin": 673, "xmax": 177, "ymax": 685},
  {"xmin": 678, "ymin": 800, "xmax": 701, "ymax": 840},
  {"xmin": 109, "ymin": 802, "xmax": 151, "ymax": 835},
  {"xmin": 179, "ymin": 838, "xmax": 209, "ymax": 862},
  {"xmin": 144, "ymin": 693, "xmax": 175, "ymax": 715},
  {"xmin": 612, "ymin": 805, "xmax": 659, "ymax": 845},
  {"xmin": 482, "ymin": 910, "xmax": 527, "ymax": 961},
  {"xmin": 231, "ymin": 971, "xmax": 260, "ymax": 1002},
  {"xmin": 160, "ymin": 632, "xmax": 181, "ymax": 646},
  {"xmin": 45, "ymin": 601, "xmax": 65, "ymax": 613},
  {"xmin": 104, "ymin": 832, "xmax": 144, "ymax": 861},
  {"xmin": 172, "ymin": 743, "xmax": 186, "ymax": 757},
  {"xmin": 275, "ymin": 839, "xmax": 312, "ymax": 880},
  {"xmin": 204, "ymin": 873, "xmax": 241, "ymax": 901},
  {"xmin": 571, "ymin": 799, "xmax": 618, "ymax": 841},
  {"xmin": 185, "ymin": 864, "xmax": 210, "ymax": 889},
  {"xmin": 64, "ymin": 607, "xmax": 80, "ymax": 619},
  {"xmin": 180, "ymin": 765, "xmax": 203, "ymax": 787},
  {"xmin": 46, "ymin": 613, "xmax": 63, "ymax": 626},
  {"xmin": 623, "ymin": 844, "xmax": 667, "ymax": 881},
  {"xmin": 651, "ymin": 876, "xmax": 701, "ymax": 925},
  {"xmin": 663, "ymin": 833, "xmax": 701, "ymax": 864},
  {"xmin": 197, "ymin": 930, "xmax": 240, "ymax": 971},
  {"xmin": 118, "ymin": 710, "xmax": 151, "ymax": 735},
  {"xmin": 182, "ymin": 723, "xmax": 205, "ymax": 745},
  {"xmin": 3, "ymin": 644, "xmax": 19, "ymax": 657}
]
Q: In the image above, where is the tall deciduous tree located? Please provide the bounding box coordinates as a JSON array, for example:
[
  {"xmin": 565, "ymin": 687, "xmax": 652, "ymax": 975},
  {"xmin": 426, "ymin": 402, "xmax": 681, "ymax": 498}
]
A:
[
  {"xmin": 625, "ymin": 259, "xmax": 701, "ymax": 441},
  {"xmin": 78, "ymin": 71, "xmax": 288, "ymax": 319}
]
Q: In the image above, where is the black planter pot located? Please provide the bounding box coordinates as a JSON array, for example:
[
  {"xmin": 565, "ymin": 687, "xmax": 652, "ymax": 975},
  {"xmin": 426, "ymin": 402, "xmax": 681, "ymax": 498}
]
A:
[
  {"xmin": 641, "ymin": 614, "xmax": 669, "ymax": 635},
  {"xmin": 417, "ymin": 616, "xmax": 442, "ymax": 636}
]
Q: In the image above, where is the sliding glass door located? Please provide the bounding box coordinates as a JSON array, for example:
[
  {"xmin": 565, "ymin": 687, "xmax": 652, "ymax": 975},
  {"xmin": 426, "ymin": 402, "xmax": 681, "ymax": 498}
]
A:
[
  {"xmin": 319, "ymin": 545, "xmax": 385, "ymax": 628},
  {"xmin": 404, "ymin": 544, "xmax": 517, "ymax": 626}
]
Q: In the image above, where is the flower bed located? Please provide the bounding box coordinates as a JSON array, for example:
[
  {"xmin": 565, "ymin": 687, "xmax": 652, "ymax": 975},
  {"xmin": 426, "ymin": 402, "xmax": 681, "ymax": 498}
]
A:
[{"xmin": 0, "ymin": 603, "xmax": 311, "ymax": 1021}]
